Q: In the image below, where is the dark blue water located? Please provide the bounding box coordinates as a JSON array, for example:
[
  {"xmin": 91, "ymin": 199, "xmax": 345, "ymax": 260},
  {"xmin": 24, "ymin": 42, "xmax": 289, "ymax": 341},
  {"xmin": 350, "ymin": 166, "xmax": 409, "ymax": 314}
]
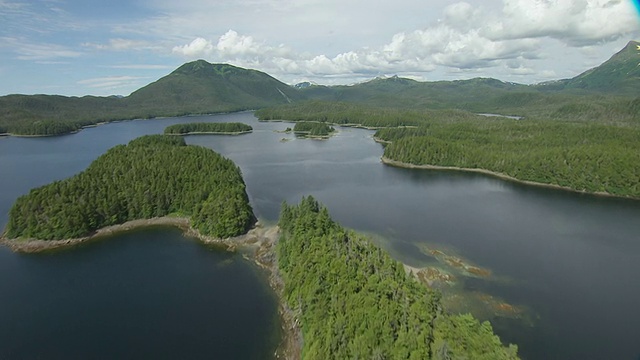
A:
[
  {"xmin": 0, "ymin": 227, "xmax": 279, "ymax": 359},
  {"xmin": 1, "ymin": 112, "xmax": 640, "ymax": 359}
]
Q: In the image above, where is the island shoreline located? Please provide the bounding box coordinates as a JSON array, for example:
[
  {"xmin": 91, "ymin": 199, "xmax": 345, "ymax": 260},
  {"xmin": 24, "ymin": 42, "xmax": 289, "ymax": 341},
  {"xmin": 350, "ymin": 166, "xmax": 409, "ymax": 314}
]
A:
[
  {"xmin": 0, "ymin": 216, "xmax": 302, "ymax": 359},
  {"xmin": 380, "ymin": 156, "xmax": 639, "ymax": 201},
  {"xmin": 165, "ymin": 130, "xmax": 252, "ymax": 136}
]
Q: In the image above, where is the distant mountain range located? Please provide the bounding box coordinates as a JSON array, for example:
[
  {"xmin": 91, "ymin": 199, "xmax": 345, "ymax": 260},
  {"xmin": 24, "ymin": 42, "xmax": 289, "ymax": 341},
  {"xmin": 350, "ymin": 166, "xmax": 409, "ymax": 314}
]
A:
[{"xmin": 1, "ymin": 41, "xmax": 638, "ymax": 135}]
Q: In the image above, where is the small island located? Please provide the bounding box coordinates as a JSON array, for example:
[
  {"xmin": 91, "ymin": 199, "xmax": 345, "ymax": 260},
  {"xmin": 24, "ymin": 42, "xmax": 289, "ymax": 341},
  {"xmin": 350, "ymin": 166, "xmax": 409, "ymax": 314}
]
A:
[
  {"xmin": 164, "ymin": 122, "xmax": 253, "ymax": 135},
  {"xmin": 292, "ymin": 121, "xmax": 335, "ymax": 138},
  {"xmin": 3, "ymin": 135, "xmax": 254, "ymax": 242}
]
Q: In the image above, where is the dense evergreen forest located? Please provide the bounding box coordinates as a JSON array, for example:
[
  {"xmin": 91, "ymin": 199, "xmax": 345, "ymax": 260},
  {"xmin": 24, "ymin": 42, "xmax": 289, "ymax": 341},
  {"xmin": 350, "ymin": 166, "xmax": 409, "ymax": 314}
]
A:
[
  {"xmin": 278, "ymin": 197, "xmax": 519, "ymax": 360},
  {"xmin": 164, "ymin": 122, "xmax": 252, "ymax": 134},
  {"xmin": 4, "ymin": 135, "xmax": 254, "ymax": 240},
  {"xmin": 257, "ymin": 101, "xmax": 640, "ymax": 198},
  {"xmin": 292, "ymin": 121, "xmax": 335, "ymax": 136},
  {"xmin": 258, "ymin": 101, "xmax": 440, "ymax": 127},
  {"xmin": 377, "ymin": 121, "xmax": 640, "ymax": 198}
]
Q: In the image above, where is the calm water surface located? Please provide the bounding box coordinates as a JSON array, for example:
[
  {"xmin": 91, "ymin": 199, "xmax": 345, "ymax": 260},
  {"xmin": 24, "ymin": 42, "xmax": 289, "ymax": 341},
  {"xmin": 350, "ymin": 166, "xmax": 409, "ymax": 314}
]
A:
[{"xmin": 1, "ymin": 112, "xmax": 639, "ymax": 360}]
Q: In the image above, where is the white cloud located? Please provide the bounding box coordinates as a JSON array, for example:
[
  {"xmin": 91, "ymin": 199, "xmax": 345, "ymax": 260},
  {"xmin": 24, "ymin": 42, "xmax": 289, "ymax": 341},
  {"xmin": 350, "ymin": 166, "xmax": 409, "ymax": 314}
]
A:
[
  {"xmin": 2, "ymin": 0, "xmax": 639, "ymax": 96},
  {"xmin": 166, "ymin": 0, "xmax": 638, "ymax": 84},
  {"xmin": 83, "ymin": 38, "xmax": 159, "ymax": 51},
  {"xmin": 172, "ymin": 37, "xmax": 214, "ymax": 57},
  {"xmin": 485, "ymin": 0, "xmax": 638, "ymax": 45},
  {"xmin": 109, "ymin": 64, "xmax": 174, "ymax": 70},
  {"xmin": 77, "ymin": 76, "xmax": 147, "ymax": 89},
  {"xmin": 0, "ymin": 37, "xmax": 82, "ymax": 60},
  {"xmin": 216, "ymin": 30, "xmax": 261, "ymax": 56}
]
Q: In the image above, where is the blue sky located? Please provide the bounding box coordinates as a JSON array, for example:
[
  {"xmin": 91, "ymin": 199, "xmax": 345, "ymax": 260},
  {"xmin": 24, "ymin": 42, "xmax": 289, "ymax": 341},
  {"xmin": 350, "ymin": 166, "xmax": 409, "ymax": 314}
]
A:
[{"xmin": 1, "ymin": 0, "xmax": 639, "ymax": 96}]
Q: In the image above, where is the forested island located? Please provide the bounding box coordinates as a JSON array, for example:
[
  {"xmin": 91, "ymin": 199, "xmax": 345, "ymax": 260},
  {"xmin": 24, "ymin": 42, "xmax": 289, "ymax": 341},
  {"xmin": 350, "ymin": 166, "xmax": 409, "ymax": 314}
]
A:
[
  {"xmin": 292, "ymin": 121, "xmax": 335, "ymax": 137},
  {"xmin": 258, "ymin": 101, "xmax": 640, "ymax": 199},
  {"xmin": 164, "ymin": 122, "xmax": 253, "ymax": 135},
  {"xmin": 3, "ymin": 135, "xmax": 254, "ymax": 241},
  {"xmin": 1, "ymin": 134, "xmax": 520, "ymax": 359},
  {"xmin": 278, "ymin": 197, "xmax": 519, "ymax": 359}
]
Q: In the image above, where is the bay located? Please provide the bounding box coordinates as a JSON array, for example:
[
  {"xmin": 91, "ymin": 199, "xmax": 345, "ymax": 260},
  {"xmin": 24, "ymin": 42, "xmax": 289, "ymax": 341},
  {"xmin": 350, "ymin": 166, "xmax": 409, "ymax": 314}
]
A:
[{"xmin": 1, "ymin": 112, "xmax": 639, "ymax": 359}]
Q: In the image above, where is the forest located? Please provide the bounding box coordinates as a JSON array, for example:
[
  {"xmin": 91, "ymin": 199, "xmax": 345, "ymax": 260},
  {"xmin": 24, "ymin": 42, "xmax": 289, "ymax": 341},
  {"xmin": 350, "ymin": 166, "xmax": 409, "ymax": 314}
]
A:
[
  {"xmin": 4, "ymin": 135, "xmax": 255, "ymax": 240},
  {"xmin": 164, "ymin": 122, "xmax": 253, "ymax": 134},
  {"xmin": 292, "ymin": 121, "xmax": 335, "ymax": 137},
  {"xmin": 376, "ymin": 120, "xmax": 640, "ymax": 198},
  {"xmin": 278, "ymin": 196, "xmax": 519, "ymax": 360},
  {"xmin": 257, "ymin": 101, "xmax": 639, "ymax": 198}
]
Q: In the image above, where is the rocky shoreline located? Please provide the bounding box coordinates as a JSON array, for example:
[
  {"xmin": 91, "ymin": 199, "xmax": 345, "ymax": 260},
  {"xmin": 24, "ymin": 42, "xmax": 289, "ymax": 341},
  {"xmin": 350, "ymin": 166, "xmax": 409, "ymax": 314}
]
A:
[{"xmin": 0, "ymin": 217, "xmax": 302, "ymax": 359}]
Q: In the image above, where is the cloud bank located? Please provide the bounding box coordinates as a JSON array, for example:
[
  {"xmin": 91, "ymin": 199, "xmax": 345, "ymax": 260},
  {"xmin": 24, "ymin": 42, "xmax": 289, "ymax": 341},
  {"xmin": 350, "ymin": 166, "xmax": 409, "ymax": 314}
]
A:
[{"xmin": 170, "ymin": 0, "xmax": 639, "ymax": 83}]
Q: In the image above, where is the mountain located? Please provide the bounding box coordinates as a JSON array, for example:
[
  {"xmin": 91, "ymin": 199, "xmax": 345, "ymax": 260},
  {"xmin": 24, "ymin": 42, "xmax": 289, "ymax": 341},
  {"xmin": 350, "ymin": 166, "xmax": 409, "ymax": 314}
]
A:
[
  {"xmin": 0, "ymin": 60, "xmax": 301, "ymax": 135},
  {"xmin": 1, "ymin": 42, "xmax": 638, "ymax": 136},
  {"xmin": 542, "ymin": 41, "xmax": 640, "ymax": 94},
  {"xmin": 300, "ymin": 75, "xmax": 532, "ymax": 110},
  {"xmin": 296, "ymin": 42, "xmax": 640, "ymax": 115},
  {"xmin": 126, "ymin": 60, "xmax": 301, "ymax": 117}
]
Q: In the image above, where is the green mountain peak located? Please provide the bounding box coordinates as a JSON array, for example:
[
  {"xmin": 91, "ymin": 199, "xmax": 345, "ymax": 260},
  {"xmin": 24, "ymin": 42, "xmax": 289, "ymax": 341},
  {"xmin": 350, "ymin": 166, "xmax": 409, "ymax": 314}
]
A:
[{"xmin": 561, "ymin": 39, "xmax": 640, "ymax": 94}]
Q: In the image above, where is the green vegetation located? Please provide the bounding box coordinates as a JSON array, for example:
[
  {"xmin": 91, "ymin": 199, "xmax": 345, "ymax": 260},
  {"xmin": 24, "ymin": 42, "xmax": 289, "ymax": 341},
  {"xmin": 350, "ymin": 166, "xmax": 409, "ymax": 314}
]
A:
[
  {"xmin": 293, "ymin": 121, "xmax": 335, "ymax": 137},
  {"xmin": 256, "ymin": 100, "xmax": 424, "ymax": 127},
  {"xmin": 258, "ymin": 99, "xmax": 639, "ymax": 198},
  {"xmin": 164, "ymin": 122, "xmax": 252, "ymax": 135},
  {"xmin": 127, "ymin": 61, "xmax": 300, "ymax": 118},
  {"xmin": 3, "ymin": 42, "xmax": 640, "ymax": 136},
  {"xmin": 5, "ymin": 135, "xmax": 254, "ymax": 240},
  {"xmin": 554, "ymin": 41, "xmax": 640, "ymax": 95},
  {"xmin": 377, "ymin": 120, "xmax": 640, "ymax": 198},
  {"xmin": 0, "ymin": 61, "xmax": 298, "ymax": 136},
  {"xmin": 0, "ymin": 95, "xmax": 122, "ymax": 136},
  {"xmin": 278, "ymin": 197, "xmax": 519, "ymax": 359}
]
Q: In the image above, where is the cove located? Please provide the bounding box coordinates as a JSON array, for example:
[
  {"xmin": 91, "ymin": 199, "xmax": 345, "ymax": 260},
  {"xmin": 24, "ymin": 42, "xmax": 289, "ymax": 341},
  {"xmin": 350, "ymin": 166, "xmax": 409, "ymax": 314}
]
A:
[
  {"xmin": 0, "ymin": 226, "xmax": 280, "ymax": 359},
  {"xmin": 2, "ymin": 112, "xmax": 640, "ymax": 359}
]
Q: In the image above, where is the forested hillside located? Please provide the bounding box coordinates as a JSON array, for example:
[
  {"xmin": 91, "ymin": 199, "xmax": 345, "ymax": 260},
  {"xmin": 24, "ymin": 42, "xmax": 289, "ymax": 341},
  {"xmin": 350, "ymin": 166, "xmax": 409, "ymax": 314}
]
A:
[
  {"xmin": 278, "ymin": 197, "xmax": 519, "ymax": 359},
  {"xmin": 256, "ymin": 101, "xmax": 481, "ymax": 127},
  {"xmin": 552, "ymin": 41, "xmax": 640, "ymax": 95},
  {"xmin": 3, "ymin": 41, "xmax": 640, "ymax": 136},
  {"xmin": 4, "ymin": 135, "xmax": 254, "ymax": 240},
  {"xmin": 0, "ymin": 61, "xmax": 298, "ymax": 136},
  {"xmin": 126, "ymin": 61, "xmax": 301, "ymax": 118}
]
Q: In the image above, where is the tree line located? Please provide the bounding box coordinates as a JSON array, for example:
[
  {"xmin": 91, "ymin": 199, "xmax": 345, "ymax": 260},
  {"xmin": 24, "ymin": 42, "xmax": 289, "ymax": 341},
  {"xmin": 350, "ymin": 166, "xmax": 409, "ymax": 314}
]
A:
[
  {"xmin": 293, "ymin": 121, "xmax": 335, "ymax": 136},
  {"xmin": 257, "ymin": 100, "xmax": 639, "ymax": 198},
  {"xmin": 164, "ymin": 122, "xmax": 253, "ymax": 134},
  {"xmin": 278, "ymin": 196, "xmax": 519, "ymax": 359},
  {"xmin": 376, "ymin": 120, "xmax": 640, "ymax": 198},
  {"xmin": 5, "ymin": 135, "xmax": 255, "ymax": 240}
]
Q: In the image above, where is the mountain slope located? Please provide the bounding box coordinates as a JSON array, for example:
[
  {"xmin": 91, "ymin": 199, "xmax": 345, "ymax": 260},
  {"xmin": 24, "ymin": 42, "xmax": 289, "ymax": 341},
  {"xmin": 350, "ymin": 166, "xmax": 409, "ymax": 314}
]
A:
[
  {"xmin": 301, "ymin": 75, "xmax": 535, "ymax": 110},
  {"xmin": 126, "ymin": 60, "xmax": 301, "ymax": 117},
  {"xmin": 1, "ymin": 42, "xmax": 639, "ymax": 136},
  {"xmin": 547, "ymin": 41, "xmax": 640, "ymax": 94},
  {"xmin": 0, "ymin": 61, "xmax": 302, "ymax": 135}
]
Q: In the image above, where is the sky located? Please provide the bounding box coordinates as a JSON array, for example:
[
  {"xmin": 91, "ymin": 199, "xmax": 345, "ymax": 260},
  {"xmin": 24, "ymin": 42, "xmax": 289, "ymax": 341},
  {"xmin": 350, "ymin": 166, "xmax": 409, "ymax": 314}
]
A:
[{"xmin": 1, "ymin": 0, "xmax": 639, "ymax": 96}]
